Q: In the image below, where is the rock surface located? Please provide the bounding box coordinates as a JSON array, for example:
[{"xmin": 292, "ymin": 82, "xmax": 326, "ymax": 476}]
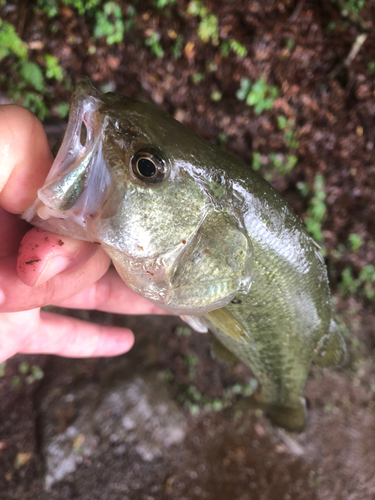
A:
[{"xmin": 41, "ymin": 371, "xmax": 187, "ymax": 489}]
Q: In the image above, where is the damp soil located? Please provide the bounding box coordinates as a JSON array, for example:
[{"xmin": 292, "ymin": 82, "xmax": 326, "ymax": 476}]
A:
[{"xmin": 0, "ymin": 1, "xmax": 375, "ymax": 499}]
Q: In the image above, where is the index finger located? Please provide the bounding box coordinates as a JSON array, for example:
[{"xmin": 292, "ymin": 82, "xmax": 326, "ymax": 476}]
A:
[{"xmin": 0, "ymin": 105, "xmax": 53, "ymax": 214}]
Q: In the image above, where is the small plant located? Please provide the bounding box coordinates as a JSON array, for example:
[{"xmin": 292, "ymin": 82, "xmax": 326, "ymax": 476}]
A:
[
  {"xmin": 210, "ymin": 90, "xmax": 222, "ymax": 102},
  {"xmin": 17, "ymin": 362, "xmax": 44, "ymax": 384},
  {"xmin": 61, "ymin": 0, "xmax": 101, "ymax": 15},
  {"xmin": 218, "ymin": 132, "xmax": 228, "ymax": 144},
  {"xmin": 188, "ymin": 0, "xmax": 219, "ymax": 44},
  {"xmin": 0, "ymin": 361, "xmax": 6, "ymax": 377},
  {"xmin": 184, "ymin": 353, "xmax": 199, "ymax": 381},
  {"xmin": 296, "ymin": 181, "xmax": 310, "ymax": 197},
  {"xmin": 170, "ymin": 34, "xmax": 184, "ymax": 59},
  {"xmin": 252, "ymin": 151, "xmax": 262, "ymax": 171},
  {"xmin": 0, "ymin": 19, "xmax": 27, "ymax": 59},
  {"xmin": 93, "ymin": 2, "xmax": 124, "ymax": 45},
  {"xmin": 304, "ymin": 173, "xmax": 327, "ymax": 243},
  {"xmin": 37, "ymin": 0, "xmax": 101, "ymax": 17},
  {"xmin": 220, "ymin": 39, "xmax": 247, "ymax": 58},
  {"xmin": 175, "ymin": 326, "xmax": 192, "ymax": 337},
  {"xmin": 285, "ymin": 38, "xmax": 295, "ymax": 51},
  {"xmin": 12, "ymin": 376, "xmax": 21, "ymax": 389},
  {"xmin": 368, "ymin": 62, "xmax": 375, "ymax": 73},
  {"xmin": 0, "ymin": 18, "xmax": 69, "ymax": 120},
  {"xmin": 191, "ymin": 72, "xmax": 205, "ymax": 84},
  {"xmin": 36, "ymin": 0, "xmax": 60, "ymax": 18},
  {"xmin": 236, "ymin": 78, "xmax": 279, "ymax": 115},
  {"xmin": 269, "ymin": 153, "xmax": 298, "ymax": 175},
  {"xmin": 348, "ymin": 233, "xmax": 363, "ymax": 252},
  {"xmin": 198, "ymin": 12, "xmax": 219, "ymax": 44},
  {"xmin": 277, "ymin": 115, "xmax": 299, "ymax": 149},
  {"xmin": 155, "ymin": 0, "xmax": 176, "ymax": 7},
  {"xmin": 44, "ymin": 54, "xmax": 64, "ymax": 80},
  {"xmin": 339, "ymin": 264, "xmax": 375, "ymax": 301},
  {"xmin": 342, "ymin": 0, "xmax": 366, "ymax": 14},
  {"xmin": 55, "ymin": 102, "xmax": 70, "ymax": 118},
  {"xmin": 145, "ymin": 30, "xmax": 164, "ymax": 58}
]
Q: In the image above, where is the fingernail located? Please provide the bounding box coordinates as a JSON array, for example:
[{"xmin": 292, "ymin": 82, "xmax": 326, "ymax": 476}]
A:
[{"xmin": 35, "ymin": 256, "xmax": 70, "ymax": 286}]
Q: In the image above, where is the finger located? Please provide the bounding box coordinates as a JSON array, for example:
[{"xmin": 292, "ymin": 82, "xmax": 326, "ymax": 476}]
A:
[
  {"xmin": 0, "ymin": 248, "xmax": 110, "ymax": 312},
  {"xmin": 0, "ymin": 207, "xmax": 30, "ymax": 258},
  {"xmin": 20, "ymin": 310, "xmax": 135, "ymax": 358},
  {"xmin": 0, "ymin": 105, "xmax": 53, "ymax": 214},
  {"xmin": 17, "ymin": 228, "xmax": 99, "ymax": 287},
  {"xmin": 53, "ymin": 267, "xmax": 168, "ymax": 315}
]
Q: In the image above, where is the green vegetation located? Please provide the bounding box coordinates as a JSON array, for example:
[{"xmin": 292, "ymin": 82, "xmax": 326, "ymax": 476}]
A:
[
  {"xmin": 164, "ymin": 368, "xmax": 258, "ymax": 416},
  {"xmin": 269, "ymin": 153, "xmax": 298, "ymax": 175},
  {"xmin": 277, "ymin": 115, "xmax": 299, "ymax": 149},
  {"xmin": 236, "ymin": 78, "xmax": 279, "ymax": 115},
  {"xmin": 145, "ymin": 30, "xmax": 164, "ymax": 58},
  {"xmin": 0, "ymin": 361, "xmax": 6, "ymax": 377},
  {"xmin": 1, "ymin": 1, "xmax": 250, "ymax": 117},
  {"xmin": 175, "ymin": 325, "xmax": 192, "ymax": 337},
  {"xmin": 0, "ymin": 19, "xmax": 27, "ymax": 59},
  {"xmin": 210, "ymin": 90, "xmax": 222, "ymax": 102},
  {"xmin": 12, "ymin": 376, "xmax": 22, "ymax": 389},
  {"xmin": 342, "ymin": 0, "xmax": 366, "ymax": 13},
  {"xmin": 348, "ymin": 233, "xmax": 363, "ymax": 252},
  {"xmin": 191, "ymin": 72, "xmax": 205, "ymax": 84},
  {"xmin": 93, "ymin": 2, "xmax": 125, "ymax": 44},
  {"xmin": 18, "ymin": 362, "xmax": 45, "ymax": 384},
  {"xmin": 37, "ymin": 0, "xmax": 101, "ymax": 17},
  {"xmin": 340, "ymin": 265, "xmax": 375, "ymax": 301},
  {"xmin": 252, "ymin": 151, "xmax": 298, "ymax": 177},
  {"xmin": 155, "ymin": 0, "xmax": 176, "ymax": 8},
  {"xmin": 170, "ymin": 34, "xmax": 184, "ymax": 59},
  {"xmin": 220, "ymin": 39, "xmax": 247, "ymax": 58},
  {"xmin": 0, "ymin": 17, "xmax": 69, "ymax": 119},
  {"xmin": 184, "ymin": 353, "xmax": 199, "ymax": 381},
  {"xmin": 251, "ymin": 114, "xmax": 299, "ymax": 176},
  {"xmin": 304, "ymin": 173, "xmax": 327, "ymax": 243},
  {"xmin": 188, "ymin": 0, "xmax": 219, "ymax": 44}
]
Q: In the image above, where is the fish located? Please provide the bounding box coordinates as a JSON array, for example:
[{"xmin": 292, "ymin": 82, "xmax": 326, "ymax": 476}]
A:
[{"xmin": 23, "ymin": 78, "xmax": 346, "ymax": 431}]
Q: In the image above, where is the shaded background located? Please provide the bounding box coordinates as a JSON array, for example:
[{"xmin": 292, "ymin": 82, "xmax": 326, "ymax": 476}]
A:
[{"xmin": 0, "ymin": 1, "xmax": 374, "ymax": 498}]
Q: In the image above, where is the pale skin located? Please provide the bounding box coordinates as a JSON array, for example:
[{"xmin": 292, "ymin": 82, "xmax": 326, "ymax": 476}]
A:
[{"xmin": 0, "ymin": 105, "xmax": 165, "ymax": 363}]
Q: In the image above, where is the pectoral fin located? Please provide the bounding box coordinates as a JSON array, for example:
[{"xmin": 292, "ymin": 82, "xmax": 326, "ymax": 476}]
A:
[{"xmin": 205, "ymin": 307, "xmax": 250, "ymax": 343}]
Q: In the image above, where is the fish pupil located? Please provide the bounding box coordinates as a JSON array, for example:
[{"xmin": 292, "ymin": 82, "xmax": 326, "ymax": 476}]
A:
[{"xmin": 137, "ymin": 158, "xmax": 156, "ymax": 177}]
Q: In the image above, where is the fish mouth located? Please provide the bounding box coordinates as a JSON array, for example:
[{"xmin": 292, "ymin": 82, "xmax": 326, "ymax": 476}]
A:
[{"xmin": 23, "ymin": 78, "xmax": 111, "ymax": 239}]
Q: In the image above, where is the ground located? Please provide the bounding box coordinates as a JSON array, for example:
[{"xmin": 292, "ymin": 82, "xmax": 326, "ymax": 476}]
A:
[{"xmin": 0, "ymin": 1, "xmax": 374, "ymax": 499}]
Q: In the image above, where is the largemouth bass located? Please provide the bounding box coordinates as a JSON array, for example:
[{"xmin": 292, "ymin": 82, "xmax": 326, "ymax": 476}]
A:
[{"xmin": 23, "ymin": 78, "xmax": 345, "ymax": 431}]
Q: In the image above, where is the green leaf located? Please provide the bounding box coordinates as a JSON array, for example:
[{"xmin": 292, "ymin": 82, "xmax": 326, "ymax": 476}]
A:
[
  {"xmin": 145, "ymin": 31, "xmax": 164, "ymax": 58},
  {"xmin": 45, "ymin": 54, "xmax": 64, "ymax": 81},
  {"xmin": 348, "ymin": 234, "xmax": 363, "ymax": 253},
  {"xmin": 94, "ymin": 1, "xmax": 124, "ymax": 45},
  {"xmin": 277, "ymin": 115, "xmax": 288, "ymax": 130},
  {"xmin": 0, "ymin": 19, "xmax": 27, "ymax": 61},
  {"xmin": 229, "ymin": 39, "xmax": 247, "ymax": 57},
  {"xmin": 19, "ymin": 61, "xmax": 46, "ymax": 92}
]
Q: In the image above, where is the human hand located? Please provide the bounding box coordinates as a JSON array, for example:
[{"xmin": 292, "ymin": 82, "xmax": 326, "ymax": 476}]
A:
[{"xmin": 0, "ymin": 105, "xmax": 165, "ymax": 363}]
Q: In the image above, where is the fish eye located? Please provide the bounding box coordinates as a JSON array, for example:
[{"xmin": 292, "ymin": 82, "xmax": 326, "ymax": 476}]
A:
[{"xmin": 132, "ymin": 149, "xmax": 168, "ymax": 183}]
